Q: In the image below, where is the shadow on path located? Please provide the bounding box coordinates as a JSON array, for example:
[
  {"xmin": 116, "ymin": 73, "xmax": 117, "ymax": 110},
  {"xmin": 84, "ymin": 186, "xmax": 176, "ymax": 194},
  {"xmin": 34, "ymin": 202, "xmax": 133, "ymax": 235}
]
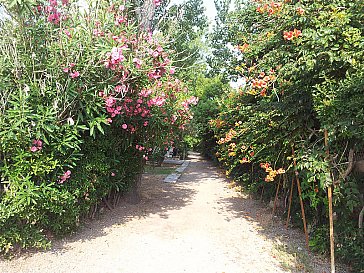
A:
[
  {"xmin": 8, "ymin": 163, "xmax": 199, "ymax": 259},
  {"xmin": 214, "ymin": 171, "xmax": 348, "ymax": 273}
]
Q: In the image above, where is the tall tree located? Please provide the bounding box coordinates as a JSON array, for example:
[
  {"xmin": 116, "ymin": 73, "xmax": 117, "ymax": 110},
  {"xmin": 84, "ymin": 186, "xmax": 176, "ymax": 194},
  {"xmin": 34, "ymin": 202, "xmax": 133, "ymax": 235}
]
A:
[
  {"xmin": 207, "ymin": 0, "xmax": 234, "ymax": 82},
  {"xmin": 158, "ymin": 0, "xmax": 208, "ymax": 74}
]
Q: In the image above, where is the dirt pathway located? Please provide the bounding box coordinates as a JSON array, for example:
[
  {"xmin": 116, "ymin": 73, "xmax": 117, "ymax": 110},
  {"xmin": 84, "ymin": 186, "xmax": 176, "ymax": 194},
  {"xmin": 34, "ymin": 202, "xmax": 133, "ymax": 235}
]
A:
[{"xmin": 0, "ymin": 153, "xmax": 344, "ymax": 273}]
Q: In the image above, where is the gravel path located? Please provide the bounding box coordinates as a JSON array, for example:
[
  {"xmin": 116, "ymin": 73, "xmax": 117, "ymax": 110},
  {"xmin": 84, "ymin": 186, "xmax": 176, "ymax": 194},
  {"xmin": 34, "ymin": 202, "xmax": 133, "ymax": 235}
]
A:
[{"xmin": 0, "ymin": 153, "xmax": 345, "ymax": 273}]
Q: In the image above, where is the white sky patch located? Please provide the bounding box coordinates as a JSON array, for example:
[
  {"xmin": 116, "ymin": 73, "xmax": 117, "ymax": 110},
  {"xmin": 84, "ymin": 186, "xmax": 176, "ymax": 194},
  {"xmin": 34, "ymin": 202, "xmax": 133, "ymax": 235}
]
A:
[
  {"xmin": 230, "ymin": 77, "xmax": 245, "ymax": 89},
  {"xmin": 169, "ymin": 0, "xmax": 217, "ymax": 27},
  {"xmin": 78, "ymin": 0, "xmax": 89, "ymax": 13}
]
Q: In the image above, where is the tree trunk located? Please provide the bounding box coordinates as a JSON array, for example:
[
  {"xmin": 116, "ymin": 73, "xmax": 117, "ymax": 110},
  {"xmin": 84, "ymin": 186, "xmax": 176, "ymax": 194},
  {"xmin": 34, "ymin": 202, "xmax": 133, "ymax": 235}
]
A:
[
  {"xmin": 135, "ymin": 0, "xmax": 155, "ymax": 31},
  {"xmin": 124, "ymin": 158, "xmax": 145, "ymax": 204},
  {"xmin": 359, "ymin": 205, "xmax": 364, "ymax": 229},
  {"xmin": 125, "ymin": 172, "xmax": 143, "ymax": 204}
]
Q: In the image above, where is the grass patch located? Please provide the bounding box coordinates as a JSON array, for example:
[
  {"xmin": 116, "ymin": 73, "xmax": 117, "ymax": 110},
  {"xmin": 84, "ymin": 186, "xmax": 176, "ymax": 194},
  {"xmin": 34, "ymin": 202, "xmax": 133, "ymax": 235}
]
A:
[
  {"xmin": 272, "ymin": 240, "xmax": 314, "ymax": 272},
  {"xmin": 144, "ymin": 165, "xmax": 177, "ymax": 175}
]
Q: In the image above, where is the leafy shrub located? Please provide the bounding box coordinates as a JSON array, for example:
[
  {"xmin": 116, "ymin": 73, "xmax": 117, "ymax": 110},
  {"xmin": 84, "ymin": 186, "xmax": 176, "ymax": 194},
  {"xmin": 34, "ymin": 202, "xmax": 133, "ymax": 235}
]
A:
[{"xmin": 197, "ymin": 0, "xmax": 364, "ymax": 270}]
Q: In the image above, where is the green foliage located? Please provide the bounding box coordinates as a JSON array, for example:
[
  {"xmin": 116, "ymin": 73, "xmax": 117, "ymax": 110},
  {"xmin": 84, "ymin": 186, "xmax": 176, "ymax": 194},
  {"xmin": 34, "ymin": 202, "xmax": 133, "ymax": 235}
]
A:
[
  {"xmin": 191, "ymin": 75, "xmax": 228, "ymax": 157},
  {"xmin": 0, "ymin": 182, "xmax": 78, "ymax": 253}
]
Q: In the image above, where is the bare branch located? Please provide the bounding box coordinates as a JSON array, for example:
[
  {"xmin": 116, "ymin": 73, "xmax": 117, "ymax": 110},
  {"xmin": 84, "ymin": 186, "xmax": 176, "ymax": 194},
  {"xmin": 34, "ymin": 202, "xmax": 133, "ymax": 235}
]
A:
[
  {"xmin": 359, "ymin": 206, "xmax": 364, "ymax": 229},
  {"xmin": 333, "ymin": 148, "xmax": 354, "ymax": 186}
]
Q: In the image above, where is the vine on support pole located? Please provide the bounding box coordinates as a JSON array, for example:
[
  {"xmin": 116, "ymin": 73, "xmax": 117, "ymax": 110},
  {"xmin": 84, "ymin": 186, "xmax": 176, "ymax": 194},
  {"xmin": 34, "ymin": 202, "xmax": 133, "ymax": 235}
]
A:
[
  {"xmin": 324, "ymin": 129, "xmax": 336, "ymax": 273},
  {"xmin": 286, "ymin": 176, "xmax": 295, "ymax": 229},
  {"xmin": 292, "ymin": 146, "xmax": 310, "ymax": 251}
]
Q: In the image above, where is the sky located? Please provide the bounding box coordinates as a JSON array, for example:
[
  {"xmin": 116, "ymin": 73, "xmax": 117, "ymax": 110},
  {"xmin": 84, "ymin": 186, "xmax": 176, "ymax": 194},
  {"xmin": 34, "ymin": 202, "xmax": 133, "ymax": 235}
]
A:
[
  {"xmin": 170, "ymin": 0, "xmax": 217, "ymax": 23},
  {"xmin": 201, "ymin": 0, "xmax": 217, "ymax": 22}
]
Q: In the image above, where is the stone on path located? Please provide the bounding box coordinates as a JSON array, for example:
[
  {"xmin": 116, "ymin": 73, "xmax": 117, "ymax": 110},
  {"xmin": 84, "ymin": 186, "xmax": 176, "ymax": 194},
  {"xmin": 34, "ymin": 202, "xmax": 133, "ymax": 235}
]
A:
[{"xmin": 164, "ymin": 160, "xmax": 190, "ymax": 183}]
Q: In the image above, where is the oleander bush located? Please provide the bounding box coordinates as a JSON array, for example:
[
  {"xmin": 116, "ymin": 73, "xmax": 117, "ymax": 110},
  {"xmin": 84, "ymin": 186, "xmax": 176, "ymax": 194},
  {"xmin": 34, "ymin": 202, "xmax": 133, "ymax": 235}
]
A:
[{"xmin": 0, "ymin": 0, "xmax": 197, "ymax": 254}]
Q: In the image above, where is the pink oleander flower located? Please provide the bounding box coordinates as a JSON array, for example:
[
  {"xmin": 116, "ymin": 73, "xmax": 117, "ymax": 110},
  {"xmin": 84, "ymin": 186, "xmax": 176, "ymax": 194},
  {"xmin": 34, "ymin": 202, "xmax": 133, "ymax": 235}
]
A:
[
  {"xmin": 47, "ymin": 12, "xmax": 61, "ymax": 25},
  {"xmin": 107, "ymin": 118, "xmax": 113, "ymax": 123},
  {"xmin": 59, "ymin": 170, "xmax": 71, "ymax": 184},
  {"xmin": 115, "ymin": 16, "xmax": 127, "ymax": 26},
  {"xmin": 122, "ymin": 124, "xmax": 128, "ymax": 129},
  {"xmin": 143, "ymin": 121, "xmax": 148, "ymax": 126},
  {"xmin": 148, "ymin": 71, "xmax": 161, "ymax": 80},
  {"xmin": 115, "ymin": 85, "xmax": 127, "ymax": 93},
  {"xmin": 32, "ymin": 139, "xmax": 43, "ymax": 147},
  {"xmin": 139, "ymin": 89, "xmax": 153, "ymax": 97},
  {"xmin": 30, "ymin": 139, "xmax": 43, "ymax": 152},
  {"xmin": 133, "ymin": 58, "xmax": 142, "ymax": 69},
  {"xmin": 49, "ymin": 0, "xmax": 58, "ymax": 7},
  {"xmin": 111, "ymin": 47, "xmax": 125, "ymax": 64},
  {"xmin": 148, "ymin": 96, "xmax": 166, "ymax": 107},
  {"xmin": 70, "ymin": 71, "xmax": 80, "ymax": 78},
  {"xmin": 152, "ymin": 51, "xmax": 159, "ymax": 58},
  {"xmin": 296, "ymin": 7, "xmax": 305, "ymax": 15},
  {"xmin": 93, "ymin": 29, "xmax": 104, "ymax": 37},
  {"xmin": 111, "ymin": 172, "xmax": 116, "ymax": 177},
  {"xmin": 105, "ymin": 97, "xmax": 115, "ymax": 108},
  {"xmin": 63, "ymin": 29, "xmax": 71, "ymax": 38},
  {"xmin": 169, "ymin": 67, "xmax": 175, "ymax": 74}
]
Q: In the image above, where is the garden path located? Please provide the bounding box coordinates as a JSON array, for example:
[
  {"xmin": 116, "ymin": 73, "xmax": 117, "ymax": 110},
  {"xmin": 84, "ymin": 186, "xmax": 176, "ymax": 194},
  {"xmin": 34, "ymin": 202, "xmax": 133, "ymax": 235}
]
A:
[{"xmin": 0, "ymin": 153, "xmax": 342, "ymax": 273}]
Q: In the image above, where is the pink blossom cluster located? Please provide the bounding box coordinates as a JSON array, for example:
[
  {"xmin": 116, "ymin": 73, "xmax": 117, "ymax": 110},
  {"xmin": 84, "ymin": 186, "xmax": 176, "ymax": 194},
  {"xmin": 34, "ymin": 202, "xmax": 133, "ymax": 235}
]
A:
[
  {"xmin": 147, "ymin": 96, "xmax": 166, "ymax": 107},
  {"xmin": 30, "ymin": 139, "xmax": 43, "ymax": 152},
  {"xmin": 154, "ymin": 0, "xmax": 162, "ymax": 7},
  {"xmin": 93, "ymin": 28, "xmax": 105, "ymax": 37},
  {"xmin": 122, "ymin": 123, "xmax": 136, "ymax": 133},
  {"xmin": 104, "ymin": 47, "xmax": 127, "ymax": 70},
  {"xmin": 133, "ymin": 58, "xmax": 142, "ymax": 69},
  {"xmin": 37, "ymin": 0, "xmax": 69, "ymax": 25},
  {"xmin": 181, "ymin": 96, "xmax": 199, "ymax": 110},
  {"xmin": 123, "ymin": 97, "xmax": 151, "ymax": 118},
  {"xmin": 58, "ymin": 170, "xmax": 71, "ymax": 184},
  {"xmin": 92, "ymin": 21, "xmax": 105, "ymax": 37},
  {"xmin": 63, "ymin": 29, "xmax": 72, "ymax": 38},
  {"xmin": 63, "ymin": 63, "xmax": 80, "ymax": 78},
  {"xmin": 115, "ymin": 15, "xmax": 128, "ymax": 26},
  {"xmin": 135, "ymin": 144, "xmax": 145, "ymax": 151},
  {"xmin": 114, "ymin": 84, "xmax": 128, "ymax": 94},
  {"xmin": 139, "ymin": 89, "xmax": 153, "ymax": 98},
  {"xmin": 148, "ymin": 69, "xmax": 165, "ymax": 80},
  {"xmin": 150, "ymin": 45, "xmax": 164, "ymax": 58},
  {"xmin": 107, "ymin": 3, "xmax": 128, "ymax": 26},
  {"xmin": 94, "ymin": 8, "xmax": 196, "ymax": 145}
]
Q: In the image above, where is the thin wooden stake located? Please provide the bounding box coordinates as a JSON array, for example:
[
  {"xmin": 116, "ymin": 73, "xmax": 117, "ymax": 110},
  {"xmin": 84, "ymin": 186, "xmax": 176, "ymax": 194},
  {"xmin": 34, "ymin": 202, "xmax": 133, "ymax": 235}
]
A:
[
  {"xmin": 292, "ymin": 146, "xmax": 310, "ymax": 251},
  {"xmin": 325, "ymin": 129, "xmax": 336, "ymax": 273},
  {"xmin": 260, "ymin": 186, "xmax": 265, "ymax": 201},
  {"xmin": 286, "ymin": 176, "xmax": 295, "ymax": 228},
  {"xmin": 273, "ymin": 177, "xmax": 281, "ymax": 215}
]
